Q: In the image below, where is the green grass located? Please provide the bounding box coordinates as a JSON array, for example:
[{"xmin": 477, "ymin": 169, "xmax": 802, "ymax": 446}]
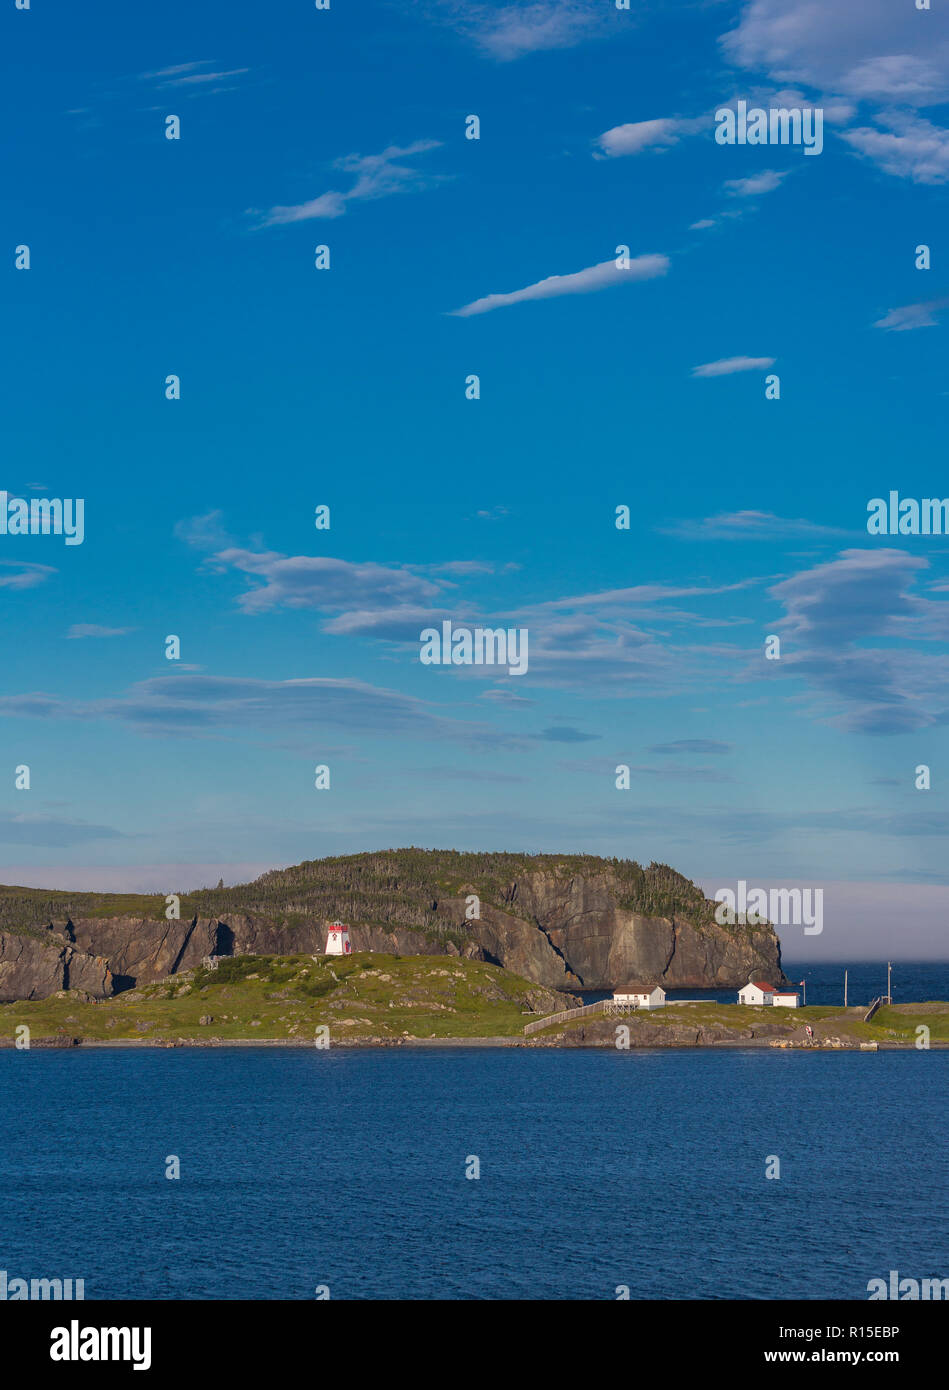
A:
[{"xmin": 0, "ymin": 952, "xmax": 554, "ymax": 1044}]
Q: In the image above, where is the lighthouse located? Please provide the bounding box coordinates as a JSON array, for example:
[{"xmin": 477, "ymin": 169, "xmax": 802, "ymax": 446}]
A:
[{"xmin": 325, "ymin": 920, "xmax": 352, "ymax": 956}]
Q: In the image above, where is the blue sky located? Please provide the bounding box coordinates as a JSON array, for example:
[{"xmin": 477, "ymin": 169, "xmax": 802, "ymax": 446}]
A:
[{"xmin": 2, "ymin": 1, "xmax": 949, "ymax": 955}]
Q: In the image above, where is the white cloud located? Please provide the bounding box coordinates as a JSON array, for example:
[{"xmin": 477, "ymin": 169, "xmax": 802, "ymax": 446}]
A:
[
  {"xmin": 691, "ymin": 355, "xmax": 775, "ymax": 377},
  {"xmin": 596, "ymin": 118, "xmax": 683, "ymax": 157},
  {"xmin": 451, "ymin": 253, "xmax": 669, "ymax": 317},
  {"xmin": 255, "ymin": 140, "xmax": 444, "ymax": 227},
  {"xmin": 723, "ymin": 168, "xmax": 789, "ymax": 196},
  {"xmin": 720, "ymin": 1, "xmax": 949, "ymax": 181},
  {"xmin": 840, "ymin": 112, "xmax": 949, "ymax": 185},
  {"xmin": 842, "ymin": 55, "xmax": 944, "ymax": 101},
  {"xmin": 721, "ymin": 0, "xmax": 949, "ymax": 105},
  {"xmin": 595, "ymin": 113, "xmax": 711, "ymax": 158}
]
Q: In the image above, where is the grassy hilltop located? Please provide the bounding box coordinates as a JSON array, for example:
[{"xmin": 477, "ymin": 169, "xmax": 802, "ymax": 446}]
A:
[{"xmin": 0, "ymin": 952, "xmax": 560, "ymax": 1044}]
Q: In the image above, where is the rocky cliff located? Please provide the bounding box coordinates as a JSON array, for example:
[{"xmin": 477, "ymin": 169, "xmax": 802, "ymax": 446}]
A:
[
  {"xmin": 0, "ymin": 929, "xmax": 113, "ymax": 1002},
  {"xmin": 0, "ymin": 850, "xmax": 785, "ymax": 1001}
]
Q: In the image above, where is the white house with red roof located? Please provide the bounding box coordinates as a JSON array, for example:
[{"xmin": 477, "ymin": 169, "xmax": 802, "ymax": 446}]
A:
[
  {"xmin": 738, "ymin": 980, "xmax": 800, "ymax": 1007},
  {"xmin": 738, "ymin": 980, "xmax": 777, "ymax": 1006}
]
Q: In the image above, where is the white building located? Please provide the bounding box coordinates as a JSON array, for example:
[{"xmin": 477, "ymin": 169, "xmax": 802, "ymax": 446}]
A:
[
  {"xmin": 772, "ymin": 991, "xmax": 800, "ymax": 1008},
  {"xmin": 613, "ymin": 983, "xmax": 666, "ymax": 1009},
  {"xmin": 325, "ymin": 920, "xmax": 352, "ymax": 956},
  {"xmin": 738, "ymin": 981, "xmax": 777, "ymax": 1006}
]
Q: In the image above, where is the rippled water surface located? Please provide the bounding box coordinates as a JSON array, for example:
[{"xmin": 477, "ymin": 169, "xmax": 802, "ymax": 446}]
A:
[{"xmin": 2, "ymin": 1046, "xmax": 946, "ymax": 1299}]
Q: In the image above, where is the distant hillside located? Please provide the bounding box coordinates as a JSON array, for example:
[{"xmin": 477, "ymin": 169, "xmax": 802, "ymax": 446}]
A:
[
  {"xmin": 0, "ymin": 849, "xmax": 783, "ymax": 1000},
  {"xmin": 0, "ymin": 849, "xmax": 722, "ymax": 936}
]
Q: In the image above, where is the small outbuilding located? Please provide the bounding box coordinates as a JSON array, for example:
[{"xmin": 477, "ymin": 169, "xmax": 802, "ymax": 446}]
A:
[
  {"xmin": 612, "ymin": 983, "xmax": 666, "ymax": 1009},
  {"xmin": 738, "ymin": 981, "xmax": 777, "ymax": 1006},
  {"xmin": 772, "ymin": 990, "xmax": 800, "ymax": 1008}
]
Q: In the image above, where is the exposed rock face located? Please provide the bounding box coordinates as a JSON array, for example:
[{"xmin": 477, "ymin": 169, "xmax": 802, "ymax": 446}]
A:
[
  {"xmin": 535, "ymin": 1015, "xmax": 804, "ymax": 1047},
  {"xmin": 63, "ymin": 916, "xmax": 459, "ymax": 989},
  {"xmin": 0, "ymin": 931, "xmax": 114, "ymax": 1002},
  {"xmin": 0, "ymin": 866, "xmax": 783, "ymax": 1001}
]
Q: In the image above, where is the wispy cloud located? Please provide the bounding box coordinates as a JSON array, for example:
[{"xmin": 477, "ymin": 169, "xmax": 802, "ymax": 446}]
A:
[
  {"xmin": 139, "ymin": 60, "xmax": 248, "ymax": 94},
  {"xmin": 561, "ymin": 757, "xmax": 734, "ymax": 784},
  {"xmin": 691, "ymin": 355, "xmax": 775, "ymax": 377},
  {"xmin": 66, "ymin": 624, "xmax": 135, "ymax": 640},
  {"xmin": 662, "ymin": 510, "xmax": 849, "ymax": 541},
  {"xmin": 254, "ymin": 140, "xmax": 445, "ymax": 227},
  {"xmin": 532, "ymin": 726, "xmax": 600, "ymax": 744},
  {"xmin": 723, "ymin": 168, "xmax": 789, "ymax": 197},
  {"xmin": 429, "ymin": 0, "xmax": 610, "ymax": 62},
  {"xmin": 0, "ymin": 814, "xmax": 125, "ymax": 847},
  {"xmin": 764, "ymin": 548, "xmax": 949, "ymax": 734},
  {"xmin": 174, "ymin": 510, "xmax": 238, "ymax": 550},
  {"xmin": 0, "ymin": 674, "xmax": 518, "ymax": 750},
  {"xmin": 451, "ymin": 253, "xmax": 669, "ymax": 317},
  {"xmin": 649, "ymin": 739, "xmax": 732, "ymax": 755},
  {"xmin": 0, "ymin": 560, "xmax": 56, "ymax": 591},
  {"xmin": 210, "ymin": 549, "xmax": 441, "ymax": 616},
  {"xmin": 874, "ymin": 296, "xmax": 949, "ymax": 331},
  {"xmin": 840, "ymin": 111, "xmax": 949, "ymax": 185}
]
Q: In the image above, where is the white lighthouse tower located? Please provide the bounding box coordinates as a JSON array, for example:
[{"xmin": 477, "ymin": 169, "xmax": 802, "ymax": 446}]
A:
[{"xmin": 325, "ymin": 920, "xmax": 352, "ymax": 956}]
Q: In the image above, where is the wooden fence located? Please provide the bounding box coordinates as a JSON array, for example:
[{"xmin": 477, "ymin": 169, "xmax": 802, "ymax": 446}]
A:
[{"xmin": 523, "ymin": 999, "xmax": 627, "ymax": 1036}]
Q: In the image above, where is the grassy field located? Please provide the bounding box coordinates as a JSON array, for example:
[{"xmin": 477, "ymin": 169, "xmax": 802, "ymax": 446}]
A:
[
  {"xmin": 0, "ymin": 952, "xmax": 555, "ymax": 1045},
  {"xmin": 3, "ymin": 957, "xmax": 946, "ymax": 1047}
]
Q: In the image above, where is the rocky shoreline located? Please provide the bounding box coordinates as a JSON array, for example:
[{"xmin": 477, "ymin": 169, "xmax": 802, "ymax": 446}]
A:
[{"xmin": 3, "ymin": 1032, "xmax": 943, "ymax": 1051}]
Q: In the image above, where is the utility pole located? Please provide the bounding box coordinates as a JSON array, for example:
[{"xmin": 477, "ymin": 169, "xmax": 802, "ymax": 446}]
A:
[
  {"xmin": 887, "ymin": 961, "xmax": 892, "ymax": 1005},
  {"xmin": 844, "ymin": 969, "xmax": 848, "ymax": 1008}
]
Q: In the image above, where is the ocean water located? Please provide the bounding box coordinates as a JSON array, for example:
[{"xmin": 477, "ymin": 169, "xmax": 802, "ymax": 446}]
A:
[{"xmin": 2, "ymin": 1046, "xmax": 946, "ymax": 1300}]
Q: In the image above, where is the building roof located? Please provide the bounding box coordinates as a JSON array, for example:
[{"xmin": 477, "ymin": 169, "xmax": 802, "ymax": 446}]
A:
[
  {"xmin": 615, "ymin": 983, "xmax": 663, "ymax": 994},
  {"xmin": 746, "ymin": 981, "xmax": 776, "ymax": 992},
  {"xmin": 772, "ymin": 990, "xmax": 800, "ymax": 997}
]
